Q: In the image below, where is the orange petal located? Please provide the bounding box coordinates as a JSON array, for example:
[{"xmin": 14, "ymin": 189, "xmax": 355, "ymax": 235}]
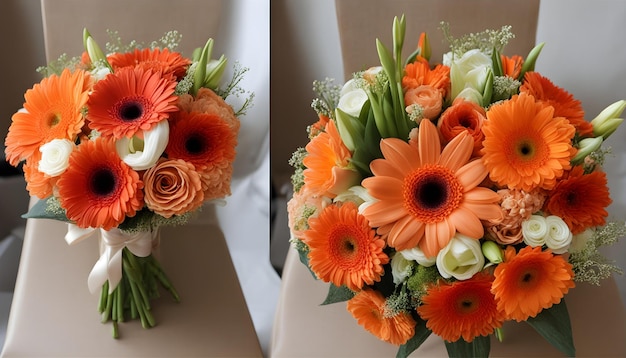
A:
[
  {"xmin": 418, "ymin": 119, "xmax": 441, "ymax": 165},
  {"xmin": 380, "ymin": 138, "xmax": 421, "ymax": 171},
  {"xmin": 456, "ymin": 159, "xmax": 488, "ymax": 190},
  {"xmin": 439, "ymin": 131, "xmax": 473, "ymax": 171},
  {"xmin": 449, "ymin": 206, "xmax": 484, "ymax": 238}
]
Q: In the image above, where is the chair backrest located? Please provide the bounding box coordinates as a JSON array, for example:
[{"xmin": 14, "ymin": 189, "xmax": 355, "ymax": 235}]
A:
[
  {"xmin": 41, "ymin": 0, "xmax": 222, "ymax": 61},
  {"xmin": 335, "ymin": 0, "xmax": 540, "ymax": 79}
]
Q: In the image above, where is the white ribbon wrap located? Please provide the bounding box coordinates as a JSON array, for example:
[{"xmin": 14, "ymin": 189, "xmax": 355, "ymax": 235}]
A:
[{"xmin": 65, "ymin": 224, "xmax": 156, "ymax": 294}]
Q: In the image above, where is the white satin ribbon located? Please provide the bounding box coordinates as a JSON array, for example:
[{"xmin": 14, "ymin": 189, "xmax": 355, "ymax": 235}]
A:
[{"xmin": 65, "ymin": 224, "xmax": 156, "ymax": 294}]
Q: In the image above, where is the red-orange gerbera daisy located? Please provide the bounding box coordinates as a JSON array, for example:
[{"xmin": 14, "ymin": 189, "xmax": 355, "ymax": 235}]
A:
[
  {"xmin": 56, "ymin": 137, "xmax": 144, "ymax": 230},
  {"xmin": 482, "ymin": 93, "xmax": 576, "ymax": 192},
  {"xmin": 87, "ymin": 66, "xmax": 178, "ymax": 139},
  {"xmin": 166, "ymin": 111, "xmax": 237, "ymax": 171},
  {"xmin": 302, "ymin": 202, "xmax": 389, "ymax": 291},
  {"xmin": 417, "ymin": 273, "xmax": 505, "ymax": 343},
  {"xmin": 362, "ymin": 119, "xmax": 502, "ymax": 257},
  {"xmin": 4, "ymin": 69, "xmax": 91, "ymax": 166},
  {"xmin": 402, "ymin": 57, "xmax": 450, "ymax": 97},
  {"xmin": 501, "ymin": 54, "xmax": 523, "ymax": 79},
  {"xmin": 544, "ymin": 166, "xmax": 611, "ymax": 234},
  {"xmin": 347, "ymin": 288, "xmax": 416, "ymax": 345},
  {"xmin": 108, "ymin": 48, "xmax": 191, "ymax": 81},
  {"xmin": 303, "ymin": 120, "xmax": 360, "ymax": 198},
  {"xmin": 491, "ymin": 246, "xmax": 575, "ymax": 322},
  {"xmin": 520, "ymin": 72, "xmax": 593, "ymax": 137}
]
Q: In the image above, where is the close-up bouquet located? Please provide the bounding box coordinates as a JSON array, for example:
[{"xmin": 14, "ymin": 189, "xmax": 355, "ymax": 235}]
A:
[
  {"xmin": 4, "ymin": 29, "xmax": 251, "ymax": 337},
  {"xmin": 287, "ymin": 16, "xmax": 624, "ymax": 357}
]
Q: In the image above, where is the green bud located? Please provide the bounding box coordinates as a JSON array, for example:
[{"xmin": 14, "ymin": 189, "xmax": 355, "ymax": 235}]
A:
[
  {"xmin": 192, "ymin": 39, "xmax": 214, "ymax": 95},
  {"xmin": 481, "ymin": 241, "xmax": 503, "ymax": 264},
  {"xmin": 572, "ymin": 136, "xmax": 603, "ymax": 164},
  {"xmin": 482, "ymin": 69, "xmax": 494, "ymax": 107},
  {"xmin": 591, "ymin": 100, "xmax": 626, "ymax": 139},
  {"xmin": 335, "ymin": 108, "xmax": 364, "ymax": 152},
  {"xmin": 85, "ymin": 36, "xmax": 111, "ymax": 70},
  {"xmin": 204, "ymin": 56, "xmax": 227, "ymax": 90},
  {"xmin": 519, "ymin": 42, "xmax": 545, "ymax": 81}
]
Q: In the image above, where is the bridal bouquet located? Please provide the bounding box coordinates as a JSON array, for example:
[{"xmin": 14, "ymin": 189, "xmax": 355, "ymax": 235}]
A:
[
  {"xmin": 288, "ymin": 16, "xmax": 624, "ymax": 357},
  {"xmin": 4, "ymin": 29, "xmax": 251, "ymax": 337}
]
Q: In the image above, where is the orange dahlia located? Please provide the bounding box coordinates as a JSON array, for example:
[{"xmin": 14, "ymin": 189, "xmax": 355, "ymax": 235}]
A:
[
  {"xmin": 402, "ymin": 57, "xmax": 450, "ymax": 97},
  {"xmin": 417, "ymin": 273, "xmax": 505, "ymax": 343},
  {"xmin": 347, "ymin": 288, "xmax": 416, "ymax": 345},
  {"xmin": 362, "ymin": 119, "xmax": 502, "ymax": 257},
  {"xmin": 437, "ymin": 98, "xmax": 486, "ymax": 157},
  {"xmin": 491, "ymin": 246, "xmax": 575, "ymax": 322},
  {"xmin": 5, "ymin": 69, "xmax": 91, "ymax": 166},
  {"xmin": 482, "ymin": 93, "xmax": 576, "ymax": 192},
  {"xmin": 86, "ymin": 66, "xmax": 178, "ymax": 139},
  {"xmin": 520, "ymin": 72, "xmax": 593, "ymax": 137},
  {"xmin": 544, "ymin": 166, "xmax": 611, "ymax": 234},
  {"xmin": 302, "ymin": 202, "xmax": 388, "ymax": 291},
  {"xmin": 108, "ymin": 48, "xmax": 191, "ymax": 81},
  {"xmin": 56, "ymin": 137, "xmax": 144, "ymax": 230},
  {"xmin": 303, "ymin": 120, "xmax": 359, "ymax": 198}
]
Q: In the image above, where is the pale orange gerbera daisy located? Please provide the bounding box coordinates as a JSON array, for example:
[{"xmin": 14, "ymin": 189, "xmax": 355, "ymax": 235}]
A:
[
  {"xmin": 303, "ymin": 120, "xmax": 360, "ymax": 198},
  {"xmin": 56, "ymin": 137, "xmax": 144, "ymax": 230},
  {"xmin": 520, "ymin": 72, "xmax": 593, "ymax": 137},
  {"xmin": 362, "ymin": 119, "xmax": 502, "ymax": 257},
  {"xmin": 544, "ymin": 166, "xmax": 611, "ymax": 234},
  {"xmin": 491, "ymin": 246, "xmax": 575, "ymax": 322},
  {"xmin": 5, "ymin": 69, "xmax": 91, "ymax": 166},
  {"xmin": 417, "ymin": 273, "xmax": 505, "ymax": 343},
  {"xmin": 108, "ymin": 48, "xmax": 191, "ymax": 81},
  {"xmin": 87, "ymin": 66, "xmax": 178, "ymax": 139},
  {"xmin": 302, "ymin": 202, "xmax": 388, "ymax": 291},
  {"xmin": 402, "ymin": 57, "xmax": 450, "ymax": 97},
  {"xmin": 347, "ymin": 288, "xmax": 416, "ymax": 345},
  {"xmin": 482, "ymin": 93, "xmax": 576, "ymax": 192}
]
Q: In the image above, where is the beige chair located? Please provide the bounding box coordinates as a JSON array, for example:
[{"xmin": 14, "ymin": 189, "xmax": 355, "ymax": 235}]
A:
[
  {"xmin": 270, "ymin": 1, "xmax": 626, "ymax": 357},
  {"xmin": 1, "ymin": 1, "xmax": 262, "ymax": 356}
]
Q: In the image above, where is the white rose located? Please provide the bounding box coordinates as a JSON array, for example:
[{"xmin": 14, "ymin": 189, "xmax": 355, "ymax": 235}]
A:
[
  {"xmin": 400, "ymin": 247, "xmax": 436, "ymax": 267},
  {"xmin": 391, "ymin": 253, "xmax": 414, "ymax": 285},
  {"xmin": 450, "ymin": 49, "xmax": 492, "ymax": 103},
  {"xmin": 436, "ymin": 234, "xmax": 485, "ymax": 280},
  {"xmin": 522, "ymin": 215, "xmax": 548, "ymax": 247},
  {"xmin": 116, "ymin": 120, "xmax": 169, "ymax": 171},
  {"xmin": 337, "ymin": 87, "xmax": 368, "ymax": 118},
  {"xmin": 334, "ymin": 185, "xmax": 373, "ymax": 207},
  {"xmin": 545, "ymin": 216, "xmax": 572, "ymax": 254},
  {"xmin": 38, "ymin": 139, "xmax": 75, "ymax": 176}
]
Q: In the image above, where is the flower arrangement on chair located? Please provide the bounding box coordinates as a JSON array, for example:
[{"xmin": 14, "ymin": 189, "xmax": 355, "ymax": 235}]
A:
[
  {"xmin": 287, "ymin": 15, "xmax": 624, "ymax": 357},
  {"xmin": 4, "ymin": 29, "xmax": 252, "ymax": 338}
]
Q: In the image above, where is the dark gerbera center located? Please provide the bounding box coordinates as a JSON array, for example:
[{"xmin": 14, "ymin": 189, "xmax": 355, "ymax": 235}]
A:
[
  {"xmin": 518, "ymin": 268, "xmax": 539, "ymax": 288},
  {"xmin": 415, "ymin": 177, "xmax": 449, "ymax": 209},
  {"xmin": 119, "ymin": 101, "xmax": 144, "ymax": 121},
  {"xmin": 456, "ymin": 295, "xmax": 478, "ymax": 314},
  {"xmin": 404, "ymin": 165, "xmax": 463, "ymax": 223},
  {"xmin": 515, "ymin": 139, "xmax": 537, "ymax": 160},
  {"xmin": 90, "ymin": 169, "xmax": 117, "ymax": 196},
  {"xmin": 185, "ymin": 134, "xmax": 206, "ymax": 155},
  {"xmin": 566, "ymin": 191, "xmax": 578, "ymax": 206},
  {"xmin": 47, "ymin": 113, "xmax": 62, "ymax": 127}
]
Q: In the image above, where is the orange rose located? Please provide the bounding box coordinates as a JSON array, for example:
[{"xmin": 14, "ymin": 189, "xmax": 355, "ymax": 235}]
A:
[
  {"xmin": 404, "ymin": 85, "xmax": 443, "ymax": 120},
  {"xmin": 437, "ymin": 98, "xmax": 486, "ymax": 156},
  {"xmin": 143, "ymin": 158, "xmax": 204, "ymax": 218}
]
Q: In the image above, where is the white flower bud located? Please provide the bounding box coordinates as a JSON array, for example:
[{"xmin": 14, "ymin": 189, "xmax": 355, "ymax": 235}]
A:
[
  {"xmin": 337, "ymin": 87, "xmax": 368, "ymax": 118},
  {"xmin": 436, "ymin": 234, "xmax": 485, "ymax": 280},
  {"xmin": 400, "ymin": 246, "xmax": 436, "ymax": 267}
]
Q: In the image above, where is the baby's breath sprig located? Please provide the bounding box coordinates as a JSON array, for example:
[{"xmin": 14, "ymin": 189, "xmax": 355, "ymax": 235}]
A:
[
  {"xmin": 36, "ymin": 53, "xmax": 81, "ymax": 77},
  {"xmin": 569, "ymin": 221, "xmax": 625, "ymax": 285},
  {"xmin": 217, "ymin": 62, "xmax": 254, "ymax": 117},
  {"xmin": 491, "ymin": 75, "xmax": 521, "ymax": 102},
  {"xmin": 311, "ymin": 78, "xmax": 341, "ymax": 119},
  {"xmin": 289, "ymin": 147, "xmax": 307, "ymax": 193},
  {"xmin": 441, "ymin": 22, "xmax": 515, "ymax": 57}
]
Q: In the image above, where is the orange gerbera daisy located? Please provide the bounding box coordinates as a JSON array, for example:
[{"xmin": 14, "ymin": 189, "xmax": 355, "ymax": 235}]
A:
[
  {"xmin": 544, "ymin": 166, "xmax": 611, "ymax": 234},
  {"xmin": 362, "ymin": 119, "xmax": 502, "ymax": 257},
  {"xmin": 166, "ymin": 111, "xmax": 237, "ymax": 171},
  {"xmin": 302, "ymin": 202, "xmax": 388, "ymax": 291},
  {"xmin": 491, "ymin": 246, "xmax": 575, "ymax": 322},
  {"xmin": 417, "ymin": 273, "xmax": 505, "ymax": 343},
  {"xmin": 4, "ymin": 69, "xmax": 91, "ymax": 166},
  {"xmin": 402, "ymin": 58, "xmax": 450, "ymax": 97},
  {"xmin": 482, "ymin": 93, "xmax": 576, "ymax": 192},
  {"xmin": 500, "ymin": 54, "xmax": 523, "ymax": 79},
  {"xmin": 303, "ymin": 120, "xmax": 360, "ymax": 198},
  {"xmin": 437, "ymin": 98, "xmax": 486, "ymax": 157},
  {"xmin": 520, "ymin": 72, "xmax": 593, "ymax": 137},
  {"xmin": 347, "ymin": 288, "xmax": 416, "ymax": 345},
  {"xmin": 56, "ymin": 137, "xmax": 144, "ymax": 230},
  {"xmin": 108, "ymin": 48, "xmax": 191, "ymax": 81},
  {"xmin": 87, "ymin": 66, "xmax": 178, "ymax": 139}
]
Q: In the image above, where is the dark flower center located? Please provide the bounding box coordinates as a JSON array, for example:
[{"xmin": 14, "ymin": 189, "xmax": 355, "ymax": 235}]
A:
[
  {"xmin": 414, "ymin": 176, "xmax": 449, "ymax": 209},
  {"xmin": 516, "ymin": 140, "xmax": 535, "ymax": 158},
  {"xmin": 91, "ymin": 169, "xmax": 117, "ymax": 196},
  {"xmin": 119, "ymin": 101, "xmax": 144, "ymax": 121},
  {"xmin": 185, "ymin": 134, "xmax": 206, "ymax": 155},
  {"xmin": 404, "ymin": 165, "xmax": 463, "ymax": 223}
]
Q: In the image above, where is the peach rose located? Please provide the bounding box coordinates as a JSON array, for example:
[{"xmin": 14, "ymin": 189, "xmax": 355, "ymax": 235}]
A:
[
  {"xmin": 143, "ymin": 158, "xmax": 204, "ymax": 218},
  {"xmin": 437, "ymin": 98, "xmax": 486, "ymax": 156},
  {"xmin": 404, "ymin": 85, "xmax": 443, "ymax": 120}
]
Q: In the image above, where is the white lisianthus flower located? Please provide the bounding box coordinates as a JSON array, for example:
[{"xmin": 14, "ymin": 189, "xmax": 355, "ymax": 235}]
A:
[
  {"xmin": 545, "ymin": 215, "xmax": 572, "ymax": 254},
  {"xmin": 116, "ymin": 120, "xmax": 169, "ymax": 171},
  {"xmin": 38, "ymin": 139, "xmax": 75, "ymax": 176},
  {"xmin": 436, "ymin": 234, "xmax": 485, "ymax": 280},
  {"xmin": 334, "ymin": 186, "xmax": 374, "ymax": 207},
  {"xmin": 450, "ymin": 49, "xmax": 492, "ymax": 104},
  {"xmin": 390, "ymin": 252, "xmax": 414, "ymax": 285},
  {"xmin": 400, "ymin": 246, "xmax": 436, "ymax": 267},
  {"xmin": 522, "ymin": 215, "xmax": 548, "ymax": 247},
  {"xmin": 337, "ymin": 86, "xmax": 368, "ymax": 118}
]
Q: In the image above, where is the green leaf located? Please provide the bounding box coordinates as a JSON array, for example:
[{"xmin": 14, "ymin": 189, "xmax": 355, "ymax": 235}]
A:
[
  {"xmin": 526, "ymin": 300, "xmax": 576, "ymax": 357},
  {"xmin": 396, "ymin": 317, "xmax": 431, "ymax": 358},
  {"xmin": 22, "ymin": 196, "xmax": 71, "ymax": 223},
  {"xmin": 519, "ymin": 42, "xmax": 545, "ymax": 81},
  {"xmin": 444, "ymin": 335, "xmax": 490, "ymax": 358},
  {"xmin": 295, "ymin": 245, "xmax": 317, "ymax": 280},
  {"xmin": 491, "ymin": 47, "xmax": 503, "ymax": 77},
  {"xmin": 321, "ymin": 284, "xmax": 354, "ymax": 305}
]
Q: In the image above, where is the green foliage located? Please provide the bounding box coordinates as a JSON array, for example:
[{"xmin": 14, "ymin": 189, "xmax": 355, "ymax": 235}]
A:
[
  {"xmin": 321, "ymin": 284, "xmax": 355, "ymax": 305},
  {"xmin": 396, "ymin": 317, "xmax": 431, "ymax": 358},
  {"xmin": 526, "ymin": 300, "xmax": 576, "ymax": 357},
  {"xmin": 444, "ymin": 335, "xmax": 491, "ymax": 358}
]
